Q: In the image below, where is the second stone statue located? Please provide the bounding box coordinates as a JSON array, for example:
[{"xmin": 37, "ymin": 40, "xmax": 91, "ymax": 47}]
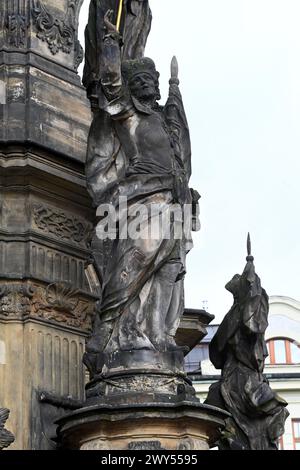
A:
[{"xmin": 83, "ymin": 6, "xmax": 200, "ymax": 397}]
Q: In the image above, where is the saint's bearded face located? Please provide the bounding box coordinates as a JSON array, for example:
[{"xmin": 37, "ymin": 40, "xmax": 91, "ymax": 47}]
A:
[{"xmin": 129, "ymin": 72, "xmax": 158, "ymax": 102}]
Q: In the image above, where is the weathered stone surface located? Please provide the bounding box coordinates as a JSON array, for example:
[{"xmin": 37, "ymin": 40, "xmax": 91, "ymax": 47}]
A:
[
  {"xmin": 0, "ymin": 65, "xmax": 91, "ymax": 162},
  {"xmin": 57, "ymin": 401, "xmax": 229, "ymax": 451},
  {"xmin": 205, "ymin": 235, "xmax": 289, "ymax": 450},
  {"xmin": 0, "ymin": 1, "xmax": 92, "ymax": 164},
  {"xmin": 84, "ymin": 6, "xmax": 201, "ymax": 384},
  {"xmin": 176, "ymin": 308, "xmax": 215, "ymax": 351},
  {"xmin": 0, "ymin": 0, "xmax": 84, "ymax": 71},
  {"xmin": 0, "ymin": 319, "xmax": 88, "ymax": 449},
  {"xmin": 56, "ymin": 3, "xmax": 226, "ymax": 453},
  {"xmin": 0, "ymin": 1, "xmax": 95, "ymax": 450}
]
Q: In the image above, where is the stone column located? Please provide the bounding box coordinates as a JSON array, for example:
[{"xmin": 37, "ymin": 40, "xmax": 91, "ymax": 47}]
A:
[{"xmin": 0, "ymin": 0, "xmax": 97, "ymax": 450}]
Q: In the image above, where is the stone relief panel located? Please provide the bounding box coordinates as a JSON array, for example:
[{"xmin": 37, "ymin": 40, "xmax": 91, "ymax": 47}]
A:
[
  {"xmin": 6, "ymin": 0, "xmax": 29, "ymax": 48},
  {"xmin": 1, "ymin": 1, "xmax": 84, "ymax": 70},
  {"xmin": 31, "ymin": 282, "xmax": 93, "ymax": 330},
  {"xmin": 0, "ymin": 282, "xmax": 94, "ymax": 331},
  {"xmin": 31, "ymin": 0, "xmax": 84, "ymax": 69},
  {"xmin": 0, "ymin": 283, "xmax": 34, "ymax": 318},
  {"xmin": 32, "ymin": 203, "xmax": 93, "ymax": 249}
]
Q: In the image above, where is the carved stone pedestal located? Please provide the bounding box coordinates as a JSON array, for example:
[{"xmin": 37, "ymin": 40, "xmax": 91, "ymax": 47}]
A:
[
  {"xmin": 57, "ymin": 401, "xmax": 227, "ymax": 451},
  {"xmin": 84, "ymin": 349, "xmax": 196, "ymax": 403},
  {"xmin": 57, "ymin": 349, "xmax": 228, "ymax": 450}
]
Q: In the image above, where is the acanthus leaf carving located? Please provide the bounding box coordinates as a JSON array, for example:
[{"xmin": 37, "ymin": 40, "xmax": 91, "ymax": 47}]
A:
[{"xmin": 31, "ymin": 0, "xmax": 84, "ymax": 70}]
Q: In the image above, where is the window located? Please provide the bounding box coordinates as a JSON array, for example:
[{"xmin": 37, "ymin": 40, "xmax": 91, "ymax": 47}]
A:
[
  {"xmin": 266, "ymin": 338, "xmax": 300, "ymax": 365},
  {"xmin": 292, "ymin": 420, "xmax": 300, "ymax": 450},
  {"xmin": 184, "ymin": 345, "xmax": 209, "ymax": 373}
]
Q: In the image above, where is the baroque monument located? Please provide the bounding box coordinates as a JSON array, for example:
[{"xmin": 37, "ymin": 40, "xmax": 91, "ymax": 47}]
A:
[
  {"xmin": 0, "ymin": 0, "xmax": 221, "ymax": 450},
  {"xmin": 0, "ymin": 0, "xmax": 288, "ymax": 451},
  {"xmin": 56, "ymin": 1, "xmax": 228, "ymax": 450}
]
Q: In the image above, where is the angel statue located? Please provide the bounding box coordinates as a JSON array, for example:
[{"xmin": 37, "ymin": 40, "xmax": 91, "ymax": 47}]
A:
[
  {"xmin": 0, "ymin": 408, "xmax": 14, "ymax": 450},
  {"xmin": 83, "ymin": 5, "xmax": 200, "ymax": 379},
  {"xmin": 205, "ymin": 235, "xmax": 289, "ymax": 450}
]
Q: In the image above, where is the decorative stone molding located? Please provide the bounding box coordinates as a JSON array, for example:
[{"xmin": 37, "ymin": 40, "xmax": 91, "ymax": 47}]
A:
[
  {"xmin": 0, "ymin": 282, "xmax": 94, "ymax": 331},
  {"xmin": 1, "ymin": 1, "xmax": 84, "ymax": 70},
  {"xmin": 7, "ymin": 13, "xmax": 27, "ymax": 47},
  {"xmin": 0, "ymin": 408, "xmax": 14, "ymax": 450},
  {"xmin": 31, "ymin": 282, "xmax": 93, "ymax": 330},
  {"xmin": 31, "ymin": 0, "xmax": 84, "ymax": 70},
  {"xmin": 32, "ymin": 204, "xmax": 93, "ymax": 247},
  {"xmin": 5, "ymin": 0, "xmax": 29, "ymax": 48},
  {"xmin": 0, "ymin": 283, "xmax": 34, "ymax": 318}
]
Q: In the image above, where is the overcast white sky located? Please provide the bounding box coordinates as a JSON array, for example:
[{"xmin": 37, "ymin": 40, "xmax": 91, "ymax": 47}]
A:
[{"xmin": 79, "ymin": 1, "xmax": 300, "ymax": 323}]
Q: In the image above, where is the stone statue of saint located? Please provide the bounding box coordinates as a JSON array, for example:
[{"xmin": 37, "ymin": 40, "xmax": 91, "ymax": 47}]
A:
[
  {"xmin": 84, "ymin": 10, "xmax": 200, "ymax": 378},
  {"xmin": 205, "ymin": 236, "xmax": 289, "ymax": 450}
]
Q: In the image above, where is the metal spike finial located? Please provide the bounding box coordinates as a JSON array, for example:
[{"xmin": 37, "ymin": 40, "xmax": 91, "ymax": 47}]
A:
[
  {"xmin": 247, "ymin": 233, "xmax": 251, "ymax": 256},
  {"xmin": 171, "ymin": 56, "xmax": 179, "ymax": 81},
  {"xmin": 246, "ymin": 233, "xmax": 254, "ymax": 262}
]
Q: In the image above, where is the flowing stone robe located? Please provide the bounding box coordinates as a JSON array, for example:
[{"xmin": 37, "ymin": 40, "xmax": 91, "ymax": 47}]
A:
[
  {"xmin": 205, "ymin": 259, "xmax": 289, "ymax": 450},
  {"xmin": 84, "ymin": 31, "xmax": 195, "ymax": 377}
]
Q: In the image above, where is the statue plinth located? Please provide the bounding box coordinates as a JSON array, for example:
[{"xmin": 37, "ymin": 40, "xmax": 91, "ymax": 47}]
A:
[
  {"xmin": 85, "ymin": 349, "xmax": 197, "ymax": 405},
  {"xmin": 57, "ymin": 398, "xmax": 228, "ymax": 451},
  {"xmin": 57, "ymin": 349, "xmax": 228, "ymax": 450}
]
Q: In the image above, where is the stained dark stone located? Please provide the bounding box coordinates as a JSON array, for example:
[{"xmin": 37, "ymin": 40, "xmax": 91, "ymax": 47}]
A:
[
  {"xmin": 128, "ymin": 441, "xmax": 165, "ymax": 450},
  {"xmin": 84, "ymin": 7, "xmax": 200, "ymax": 387},
  {"xmin": 204, "ymin": 235, "xmax": 289, "ymax": 450},
  {"xmin": 0, "ymin": 408, "xmax": 14, "ymax": 450},
  {"xmin": 83, "ymin": 0, "xmax": 152, "ymax": 108}
]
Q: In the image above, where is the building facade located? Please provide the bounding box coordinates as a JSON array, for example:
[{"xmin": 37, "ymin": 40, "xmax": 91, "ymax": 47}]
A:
[{"xmin": 186, "ymin": 296, "xmax": 300, "ymax": 450}]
